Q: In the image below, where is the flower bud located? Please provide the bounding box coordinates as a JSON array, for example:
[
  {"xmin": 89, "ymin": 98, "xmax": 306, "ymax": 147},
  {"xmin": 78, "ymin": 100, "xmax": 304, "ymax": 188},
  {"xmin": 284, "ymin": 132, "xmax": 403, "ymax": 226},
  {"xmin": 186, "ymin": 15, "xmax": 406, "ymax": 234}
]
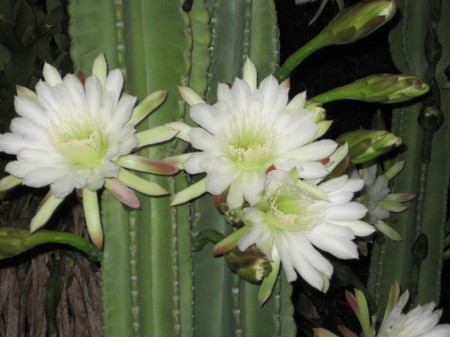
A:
[
  {"xmin": 337, "ymin": 129, "xmax": 401, "ymax": 164},
  {"xmin": 312, "ymin": 74, "xmax": 429, "ymax": 104},
  {"xmin": 225, "ymin": 245, "xmax": 272, "ymax": 283},
  {"xmin": 318, "ymin": 0, "xmax": 396, "ymax": 45}
]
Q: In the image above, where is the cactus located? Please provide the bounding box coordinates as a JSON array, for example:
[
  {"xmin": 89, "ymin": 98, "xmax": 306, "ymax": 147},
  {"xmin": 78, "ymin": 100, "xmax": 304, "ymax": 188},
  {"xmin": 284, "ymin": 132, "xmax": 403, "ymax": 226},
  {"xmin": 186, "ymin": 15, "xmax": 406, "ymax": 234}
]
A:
[
  {"xmin": 68, "ymin": 1, "xmax": 296, "ymax": 336},
  {"xmin": 367, "ymin": 0, "xmax": 450, "ymax": 319}
]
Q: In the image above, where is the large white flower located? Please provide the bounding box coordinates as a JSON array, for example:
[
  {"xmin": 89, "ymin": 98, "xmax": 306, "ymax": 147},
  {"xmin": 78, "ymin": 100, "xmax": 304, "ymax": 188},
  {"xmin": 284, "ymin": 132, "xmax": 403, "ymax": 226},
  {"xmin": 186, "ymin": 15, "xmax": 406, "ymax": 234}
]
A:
[
  {"xmin": 214, "ymin": 170, "xmax": 374, "ymax": 303},
  {"xmin": 0, "ymin": 54, "xmax": 178, "ymax": 247},
  {"xmin": 169, "ymin": 58, "xmax": 337, "ymax": 209},
  {"xmin": 377, "ymin": 290, "xmax": 450, "ymax": 337}
]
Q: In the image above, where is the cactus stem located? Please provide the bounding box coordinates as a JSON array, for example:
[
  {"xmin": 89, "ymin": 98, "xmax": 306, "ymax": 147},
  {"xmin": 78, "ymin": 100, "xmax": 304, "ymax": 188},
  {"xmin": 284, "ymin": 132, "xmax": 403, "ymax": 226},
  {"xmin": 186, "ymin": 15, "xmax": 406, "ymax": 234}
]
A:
[{"xmin": 129, "ymin": 212, "xmax": 140, "ymax": 337}]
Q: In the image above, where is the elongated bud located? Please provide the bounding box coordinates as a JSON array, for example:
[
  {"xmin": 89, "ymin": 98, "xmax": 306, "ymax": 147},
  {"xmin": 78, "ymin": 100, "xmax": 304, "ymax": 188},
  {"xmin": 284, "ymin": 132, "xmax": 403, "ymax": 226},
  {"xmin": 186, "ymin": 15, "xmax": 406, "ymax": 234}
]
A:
[
  {"xmin": 338, "ymin": 129, "xmax": 401, "ymax": 164},
  {"xmin": 225, "ymin": 245, "xmax": 272, "ymax": 283},
  {"xmin": 0, "ymin": 228, "xmax": 102, "ymax": 261},
  {"xmin": 319, "ymin": 0, "xmax": 396, "ymax": 45},
  {"xmin": 312, "ymin": 74, "xmax": 429, "ymax": 104}
]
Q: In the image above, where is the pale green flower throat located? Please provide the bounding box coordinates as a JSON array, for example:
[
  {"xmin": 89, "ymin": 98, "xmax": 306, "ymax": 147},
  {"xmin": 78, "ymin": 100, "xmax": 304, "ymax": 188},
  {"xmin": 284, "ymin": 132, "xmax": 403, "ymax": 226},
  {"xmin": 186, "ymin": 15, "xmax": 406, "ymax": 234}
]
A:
[
  {"xmin": 48, "ymin": 113, "xmax": 107, "ymax": 168},
  {"xmin": 266, "ymin": 186, "xmax": 327, "ymax": 232},
  {"xmin": 222, "ymin": 115, "xmax": 276, "ymax": 169}
]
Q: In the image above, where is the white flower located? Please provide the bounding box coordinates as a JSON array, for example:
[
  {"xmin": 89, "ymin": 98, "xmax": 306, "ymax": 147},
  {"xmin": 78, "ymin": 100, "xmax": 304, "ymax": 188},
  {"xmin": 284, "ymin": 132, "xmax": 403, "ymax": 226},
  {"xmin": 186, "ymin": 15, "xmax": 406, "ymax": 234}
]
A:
[
  {"xmin": 0, "ymin": 54, "xmax": 178, "ymax": 247},
  {"xmin": 356, "ymin": 164, "xmax": 392, "ymax": 223},
  {"xmin": 169, "ymin": 58, "xmax": 337, "ymax": 209},
  {"xmin": 377, "ymin": 290, "xmax": 450, "ymax": 337},
  {"xmin": 234, "ymin": 170, "xmax": 374, "ymax": 291},
  {"xmin": 351, "ymin": 162, "xmax": 414, "ymax": 240}
]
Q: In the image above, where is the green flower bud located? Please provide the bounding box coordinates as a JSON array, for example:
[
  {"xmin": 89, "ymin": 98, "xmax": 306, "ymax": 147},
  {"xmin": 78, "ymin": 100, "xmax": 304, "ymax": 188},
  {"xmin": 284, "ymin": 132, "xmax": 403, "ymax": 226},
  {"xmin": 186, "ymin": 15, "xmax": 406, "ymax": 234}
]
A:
[
  {"xmin": 337, "ymin": 129, "xmax": 401, "ymax": 164},
  {"xmin": 318, "ymin": 0, "xmax": 396, "ymax": 45},
  {"xmin": 311, "ymin": 74, "xmax": 429, "ymax": 104},
  {"xmin": 225, "ymin": 245, "xmax": 272, "ymax": 283}
]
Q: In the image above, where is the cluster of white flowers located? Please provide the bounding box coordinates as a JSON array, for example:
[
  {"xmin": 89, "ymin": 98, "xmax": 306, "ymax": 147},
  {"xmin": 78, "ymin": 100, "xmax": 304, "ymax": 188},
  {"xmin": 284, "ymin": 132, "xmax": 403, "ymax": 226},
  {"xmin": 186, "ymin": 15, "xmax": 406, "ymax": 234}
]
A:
[{"xmin": 169, "ymin": 59, "xmax": 375, "ymax": 299}]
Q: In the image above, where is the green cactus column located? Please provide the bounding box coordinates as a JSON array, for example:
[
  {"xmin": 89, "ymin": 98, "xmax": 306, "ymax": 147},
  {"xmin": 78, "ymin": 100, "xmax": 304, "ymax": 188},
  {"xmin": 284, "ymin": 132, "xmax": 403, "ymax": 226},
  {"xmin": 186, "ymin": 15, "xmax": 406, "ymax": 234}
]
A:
[
  {"xmin": 69, "ymin": 1, "xmax": 296, "ymax": 336},
  {"xmin": 367, "ymin": 0, "xmax": 450, "ymax": 317}
]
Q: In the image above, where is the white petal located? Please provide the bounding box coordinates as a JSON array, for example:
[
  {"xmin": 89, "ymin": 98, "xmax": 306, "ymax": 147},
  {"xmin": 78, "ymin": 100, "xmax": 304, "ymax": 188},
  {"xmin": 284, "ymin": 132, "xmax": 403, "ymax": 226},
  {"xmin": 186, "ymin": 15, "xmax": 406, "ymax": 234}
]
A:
[
  {"xmin": 307, "ymin": 224, "xmax": 358, "ymax": 259},
  {"xmin": 22, "ymin": 167, "xmax": 67, "ymax": 188},
  {"xmin": 230, "ymin": 78, "xmax": 251, "ymax": 111},
  {"xmin": 206, "ymin": 168, "xmax": 239, "ymax": 195},
  {"xmin": 243, "ymin": 58, "xmax": 257, "ymax": 92},
  {"xmin": 326, "ymin": 202, "xmax": 367, "ymax": 221},
  {"xmin": 189, "ymin": 128, "xmax": 221, "ymax": 153},
  {"xmin": 85, "ymin": 76, "xmax": 103, "ymax": 117},
  {"xmin": 190, "ymin": 104, "xmax": 223, "ymax": 134},
  {"xmin": 259, "ymin": 75, "xmax": 289, "ymax": 117},
  {"xmin": 286, "ymin": 91, "xmax": 306, "ymax": 111},
  {"xmin": 14, "ymin": 96, "xmax": 47, "ymax": 127},
  {"xmin": 112, "ymin": 94, "xmax": 136, "ymax": 128},
  {"xmin": 297, "ymin": 162, "xmax": 329, "ymax": 179},
  {"xmin": 330, "ymin": 220, "xmax": 375, "ymax": 237},
  {"xmin": 43, "ymin": 63, "xmax": 62, "ymax": 86},
  {"xmin": 241, "ymin": 172, "xmax": 265, "ymax": 206},
  {"xmin": 10, "ymin": 117, "xmax": 47, "ymax": 141},
  {"xmin": 227, "ymin": 178, "xmax": 245, "ymax": 209},
  {"xmin": 105, "ymin": 69, "xmax": 124, "ymax": 106},
  {"xmin": 281, "ymin": 139, "xmax": 338, "ymax": 161},
  {"xmin": 184, "ymin": 153, "xmax": 208, "ymax": 174}
]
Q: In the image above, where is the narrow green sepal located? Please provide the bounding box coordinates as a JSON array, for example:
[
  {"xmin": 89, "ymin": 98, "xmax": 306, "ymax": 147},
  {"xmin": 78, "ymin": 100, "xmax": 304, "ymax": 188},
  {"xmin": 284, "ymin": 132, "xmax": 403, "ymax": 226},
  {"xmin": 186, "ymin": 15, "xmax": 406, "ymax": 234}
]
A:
[
  {"xmin": 118, "ymin": 169, "xmax": 168, "ymax": 196},
  {"xmin": 374, "ymin": 220, "xmax": 403, "ymax": 241},
  {"xmin": 115, "ymin": 154, "xmax": 179, "ymax": 175},
  {"xmin": 164, "ymin": 153, "xmax": 192, "ymax": 170},
  {"xmin": 104, "ymin": 178, "xmax": 140, "ymax": 209},
  {"xmin": 171, "ymin": 178, "xmax": 206, "ymax": 206},
  {"xmin": 82, "ymin": 188, "xmax": 103, "ymax": 249},
  {"xmin": 383, "ymin": 281, "xmax": 400, "ymax": 323},
  {"xmin": 129, "ymin": 90, "xmax": 168, "ymax": 126},
  {"xmin": 178, "ymin": 86, "xmax": 205, "ymax": 105},
  {"xmin": 377, "ymin": 200, "xmax": 408, "ymax": 212},
  {"xmin": 136, "ymin": 125, "xmax": 179, "ymax": 147},
  {"xmin": 213, "ymin": 226, "xmax": 249, "ymax": 256},
  {"xmin": 165, "ymin": 122, "xmax": 192, "ymax": 142},
  {"xmin": 313, "ymin": 328, "xmax": 340, "ymax": 337},
  {"xmin": 92, "ymin": 53, "xmax": 107, "ymax": 87},
  {"xmin": 296, "ymin": 178, "xmax": 330, "ymax": 202},
  {"xmin": 30, "ymin": 192, "xmax": 64, "ymax": 233},
  {"xmin": 0, "ymin": 175, "xmax": 22, "ymax": 192},
  {"xmin": 258, "ymin": 247, "xmax": 280, "ymax": 306},
  {"xmin": 383, "ymin": 160, "xmax": 405, "ymax": 180},
  {"xmin": 16, "ymin": 85, "xmax": 39, "ymax": 104},
  {"xmin": 337, "ymin": 325, "xmax": 359, "ymax": 337}
]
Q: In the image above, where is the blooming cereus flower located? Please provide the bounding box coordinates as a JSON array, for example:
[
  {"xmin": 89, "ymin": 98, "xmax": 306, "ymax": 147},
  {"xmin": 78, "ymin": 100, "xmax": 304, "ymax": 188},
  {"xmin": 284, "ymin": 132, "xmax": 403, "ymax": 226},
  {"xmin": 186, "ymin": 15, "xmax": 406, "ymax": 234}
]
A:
[
  {"xmin": 0, "ymin": 54, "xmax": 179, "ymax": 247},
  {"xmin": 376, "ymin": 287, "xmax": 450, "ymax": 337},
  {"xmin": 352, "ymin": 162, "xmax": 414, "ymax": 240},
  {"xmin": 314, "ymin": 282, "xmax": 450, "ymax": 337},
  {"xmin": 169, "ymin": 58, "xmax": 337, "ymax": 209},
  {"xmin": 214, "ymin": 170, "xmax": 374, "ymax": 304}
]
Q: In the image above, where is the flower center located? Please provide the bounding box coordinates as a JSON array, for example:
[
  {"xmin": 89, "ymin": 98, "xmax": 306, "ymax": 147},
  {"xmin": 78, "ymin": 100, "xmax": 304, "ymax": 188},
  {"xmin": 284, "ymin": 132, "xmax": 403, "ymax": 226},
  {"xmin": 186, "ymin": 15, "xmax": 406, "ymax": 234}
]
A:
[
  {"xmin": 221, "ymin": 115, "xmax": 276, "ymax": 170},
  {"xmin": 266, "ymin": 186, "xmax": 327, "ymax": 232},
  {"xmin": 48, "ymin": 113, "xmax": 107, "ymax": 168}
]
